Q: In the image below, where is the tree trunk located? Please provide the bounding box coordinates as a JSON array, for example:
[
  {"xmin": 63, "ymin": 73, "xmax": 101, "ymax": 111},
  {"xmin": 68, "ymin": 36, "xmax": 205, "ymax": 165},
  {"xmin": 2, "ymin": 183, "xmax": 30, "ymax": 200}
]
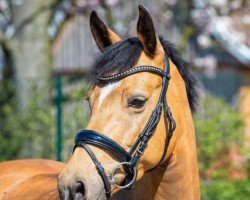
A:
[
  {"xmin": 5, "ymin": 0, "xmax": 57, "ymax": 158},
  {"xmin": 9, "ymin": 0, "xmax": 56, "ymax": 108}
]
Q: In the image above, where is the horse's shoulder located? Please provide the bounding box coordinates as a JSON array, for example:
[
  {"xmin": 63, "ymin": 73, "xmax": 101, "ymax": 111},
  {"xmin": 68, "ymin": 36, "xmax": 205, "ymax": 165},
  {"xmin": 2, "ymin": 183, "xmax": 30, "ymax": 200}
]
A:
[
  {"xmin": 0, "ymin": 159, "xmax": 65, "ymax": 200},
  {"xmin": 2, "ymin": 173, "xmax": 59, "ymax": 199},
  {"xmin": 0, "ymin": 159, "xmax": 65, "ymax": 173}
]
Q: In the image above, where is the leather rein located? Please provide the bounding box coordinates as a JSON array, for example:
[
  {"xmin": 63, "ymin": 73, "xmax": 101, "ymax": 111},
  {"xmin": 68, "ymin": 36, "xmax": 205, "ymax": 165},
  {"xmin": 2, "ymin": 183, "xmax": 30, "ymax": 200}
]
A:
[{"xmin": 73, "ymin": 56, "xmax": 176, "ymax": 198}]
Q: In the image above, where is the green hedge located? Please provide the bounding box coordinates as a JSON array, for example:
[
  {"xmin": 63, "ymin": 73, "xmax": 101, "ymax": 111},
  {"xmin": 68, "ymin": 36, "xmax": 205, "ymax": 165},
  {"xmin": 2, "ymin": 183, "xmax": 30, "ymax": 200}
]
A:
[
  {"xmin": 194, "ymin": 94, "xmax": 245, "ymax": 178},
  {"xmin": 201, "ymin": 180, "xmax": 250, "ymax": 200},
  {"xmin": 195, "ymin": 93, "xmax": 249, "ymax": 199},
  {"xmin": 0, "ymin": 77, "xmax": 89, "ymax": 161}
]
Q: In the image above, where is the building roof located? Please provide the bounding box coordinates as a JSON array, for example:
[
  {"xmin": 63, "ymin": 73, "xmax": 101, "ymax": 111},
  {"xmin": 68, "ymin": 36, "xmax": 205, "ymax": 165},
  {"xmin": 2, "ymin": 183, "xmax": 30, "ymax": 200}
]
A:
[
  {"xmin": 52, "ymin": 14, "xmax": 98, "ymax": 75},
  {"xmin": 211, "ymin": 7, "xmax": 250, "ymax": 66}
]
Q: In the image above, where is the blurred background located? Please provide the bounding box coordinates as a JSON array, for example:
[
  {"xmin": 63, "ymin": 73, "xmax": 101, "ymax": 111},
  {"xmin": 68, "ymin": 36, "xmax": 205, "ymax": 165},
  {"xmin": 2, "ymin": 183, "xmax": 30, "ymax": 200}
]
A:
[{"xmin": 0, "ymin": 0, "xmax": 249, "ymax": 199}]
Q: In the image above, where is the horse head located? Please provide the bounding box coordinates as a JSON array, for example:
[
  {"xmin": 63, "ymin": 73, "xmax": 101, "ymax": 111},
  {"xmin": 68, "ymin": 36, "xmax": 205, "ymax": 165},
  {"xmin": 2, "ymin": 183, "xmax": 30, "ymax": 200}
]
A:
[{"xmin": 58, "ymin": 5, "xmax": 200, "ymax": 200}]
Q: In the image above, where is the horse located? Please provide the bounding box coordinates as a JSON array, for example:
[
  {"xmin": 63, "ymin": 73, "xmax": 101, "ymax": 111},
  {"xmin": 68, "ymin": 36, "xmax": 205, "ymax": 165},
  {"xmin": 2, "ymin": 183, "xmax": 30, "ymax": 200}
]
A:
[
  {"xmin": 0, "ymin": 5, "xmax": 200, "ymax": 200},
  {"xmin": 0, "ymin": 159, "xmax": 64, "ymax": 199}
]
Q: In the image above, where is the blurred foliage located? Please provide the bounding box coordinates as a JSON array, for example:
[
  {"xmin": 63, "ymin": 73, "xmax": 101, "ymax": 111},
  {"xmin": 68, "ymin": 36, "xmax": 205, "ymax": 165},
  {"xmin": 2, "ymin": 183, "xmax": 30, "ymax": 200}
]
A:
[
  {"xmin": 0, "ymin": 80, "xmax": 55, "ymax": 161},
  {"xmin": 194, "ymin": 93, "xmax": 244, "ymax": 178},
  {"xmin": 194, "ymin": 94, "xmax": 250, "ymax": 200},
  {"xmin": 0, "ymin": 77, "xmax": 89, "ymax": 161},
  {"xmin": 201, "ymin": 180, "xmax": 250, "ymax": 200},
  {"xmin": 60, "ymin": 77, "xmax": 90, "ymax": 161},
  {"xmin": 194, "ymin": 93, "xmax": 250, "ymax": 199}
]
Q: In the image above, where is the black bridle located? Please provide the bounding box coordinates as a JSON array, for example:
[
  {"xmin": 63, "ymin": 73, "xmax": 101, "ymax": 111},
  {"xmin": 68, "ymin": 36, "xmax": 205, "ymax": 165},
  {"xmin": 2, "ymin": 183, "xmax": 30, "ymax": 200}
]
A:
[{"xmin": 73, "ymin": 56, "xmax": 176, "ymax": 198}]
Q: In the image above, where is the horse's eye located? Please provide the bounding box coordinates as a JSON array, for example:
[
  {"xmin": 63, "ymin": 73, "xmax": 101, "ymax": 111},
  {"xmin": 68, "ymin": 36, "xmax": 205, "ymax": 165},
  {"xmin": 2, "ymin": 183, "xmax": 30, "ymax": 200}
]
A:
[{"xmin": 128, "ymin": 97, "xmax": 146, "ymax": 109}]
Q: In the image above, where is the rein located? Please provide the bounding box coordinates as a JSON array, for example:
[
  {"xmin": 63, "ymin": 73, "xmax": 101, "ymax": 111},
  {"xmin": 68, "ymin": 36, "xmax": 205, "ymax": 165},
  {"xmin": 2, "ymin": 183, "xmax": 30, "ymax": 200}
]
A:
[{"xmin": 73, "ymin": 56, "xmax": 176, "ymax": 198}]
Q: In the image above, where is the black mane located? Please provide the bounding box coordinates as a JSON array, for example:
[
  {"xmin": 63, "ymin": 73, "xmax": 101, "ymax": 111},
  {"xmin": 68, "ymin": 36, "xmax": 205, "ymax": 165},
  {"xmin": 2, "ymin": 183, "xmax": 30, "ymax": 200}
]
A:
[{"xmin": 87, "ymin": 36, "xmax": 198, "ymax": 111}]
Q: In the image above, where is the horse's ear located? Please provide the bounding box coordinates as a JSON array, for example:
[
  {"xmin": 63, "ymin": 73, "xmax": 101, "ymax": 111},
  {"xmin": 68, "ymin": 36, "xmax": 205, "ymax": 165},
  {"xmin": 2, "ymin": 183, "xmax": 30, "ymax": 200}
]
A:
[
  {"xmin": 90, "ymin": 10, "xmax": 121, "ymax": 51},
  {"xmin": 137, "ymin": 5, "xmax": 157, "ymax": 58}
]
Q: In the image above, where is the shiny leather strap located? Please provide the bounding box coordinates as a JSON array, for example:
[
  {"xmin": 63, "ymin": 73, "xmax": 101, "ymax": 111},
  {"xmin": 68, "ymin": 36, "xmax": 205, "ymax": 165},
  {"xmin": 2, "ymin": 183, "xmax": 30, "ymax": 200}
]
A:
[
  {"xmin": 75, "ymin": 130, "xmax": 131, "ymax": 162},
  {"xmin": 74, "ymin": 141, "xmax": 111, "ymax": 198},
  {"xmin": 99, "ymin": 65, "xmax": 170, "ymax": 83},
  {"xmin": 128, "ymin": 57, "xmax": 173, "ymax": 169},
  {"xmin": 74, "ymin": 130, "xmax": 134, "ymax": 178}
]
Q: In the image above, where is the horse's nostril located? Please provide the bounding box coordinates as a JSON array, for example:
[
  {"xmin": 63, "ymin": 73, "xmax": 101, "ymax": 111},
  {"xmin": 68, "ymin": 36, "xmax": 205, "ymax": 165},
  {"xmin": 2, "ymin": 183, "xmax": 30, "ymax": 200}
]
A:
[{"xmin": 74, "ymin": 181, "xmax": 86, "ymax": 200}]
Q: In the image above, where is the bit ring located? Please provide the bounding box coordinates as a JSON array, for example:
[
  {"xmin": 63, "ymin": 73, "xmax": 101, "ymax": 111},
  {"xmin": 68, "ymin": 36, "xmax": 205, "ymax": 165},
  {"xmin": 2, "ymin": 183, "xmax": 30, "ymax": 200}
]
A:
[{"xmin": 109, "ymin": 162, "xmax": 137, "ymax": 189}]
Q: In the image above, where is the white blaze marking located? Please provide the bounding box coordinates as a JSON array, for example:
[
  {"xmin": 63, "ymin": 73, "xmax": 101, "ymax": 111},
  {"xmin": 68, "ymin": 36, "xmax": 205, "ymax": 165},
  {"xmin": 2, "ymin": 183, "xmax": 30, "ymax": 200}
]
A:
[{"xmin": 98, "ymin": 81, "xmax": 121, "ymax": 108}]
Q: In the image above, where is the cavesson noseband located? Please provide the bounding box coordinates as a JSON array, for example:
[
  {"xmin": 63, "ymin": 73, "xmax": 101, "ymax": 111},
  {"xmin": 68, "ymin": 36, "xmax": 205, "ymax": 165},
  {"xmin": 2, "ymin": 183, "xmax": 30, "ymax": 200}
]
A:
[{"xmin": 73, "ymin": 56, "xmax": 176, "ymax": 198}]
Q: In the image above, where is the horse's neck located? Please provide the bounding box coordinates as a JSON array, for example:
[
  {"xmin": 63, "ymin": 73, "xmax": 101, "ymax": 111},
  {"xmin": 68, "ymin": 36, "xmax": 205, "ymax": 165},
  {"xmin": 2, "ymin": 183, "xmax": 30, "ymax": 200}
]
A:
[
  {"xmin": 112, "ymin": 133, "xmax": 200, "ymax": 200},
  {"xmin": 155, "ymin": 126, "xmax": 200, "ymax": 200},
  {"xmin": 113, "ymin": 158, "xmax": 199, "ymax": 200},
  {"xmin": 112, "ymin": 171, "xmax": 163, "ymax": 200}
]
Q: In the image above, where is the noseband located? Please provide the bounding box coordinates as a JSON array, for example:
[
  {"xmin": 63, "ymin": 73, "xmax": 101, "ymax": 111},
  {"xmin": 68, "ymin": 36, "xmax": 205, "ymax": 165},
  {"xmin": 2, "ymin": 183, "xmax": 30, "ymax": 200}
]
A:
[{"xmin": 73, "ymin": 56, "xmax": 176, "ymax": 198}]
